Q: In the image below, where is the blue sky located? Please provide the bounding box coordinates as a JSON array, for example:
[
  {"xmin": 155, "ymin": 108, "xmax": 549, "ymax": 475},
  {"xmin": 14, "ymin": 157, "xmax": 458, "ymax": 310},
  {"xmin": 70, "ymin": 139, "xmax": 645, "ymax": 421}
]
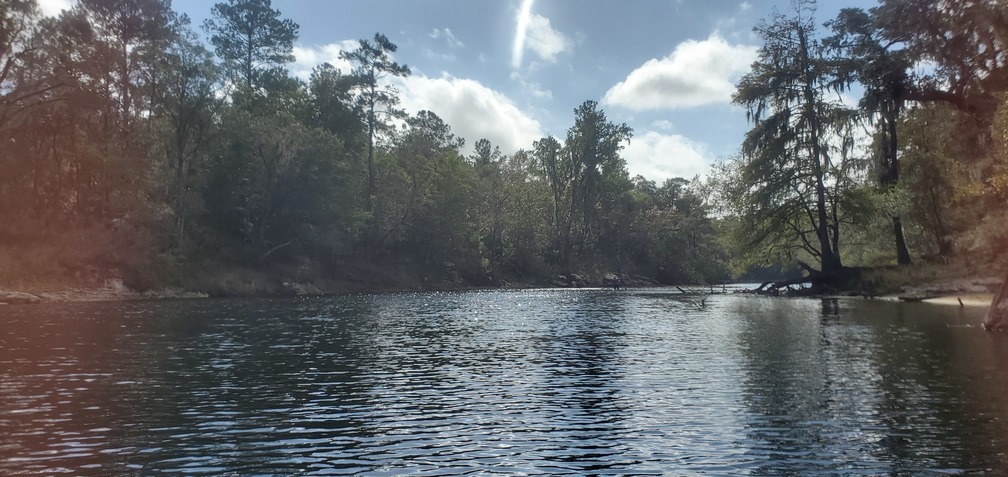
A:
[{"xmin": 41, "ymin": 0, "xmax": 877, "ymax": 182}]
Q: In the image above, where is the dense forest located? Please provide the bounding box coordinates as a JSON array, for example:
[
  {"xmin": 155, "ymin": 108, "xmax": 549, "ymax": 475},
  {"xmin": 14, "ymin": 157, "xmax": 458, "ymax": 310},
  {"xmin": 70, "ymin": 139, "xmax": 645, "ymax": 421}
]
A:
[
  {"xmin": 1, "ymin": 0, "xmax": 1008, "ymax": 298},
  {"xmin": 716, "ymin": 0, "xmax": 1008, "ymax": 277}
]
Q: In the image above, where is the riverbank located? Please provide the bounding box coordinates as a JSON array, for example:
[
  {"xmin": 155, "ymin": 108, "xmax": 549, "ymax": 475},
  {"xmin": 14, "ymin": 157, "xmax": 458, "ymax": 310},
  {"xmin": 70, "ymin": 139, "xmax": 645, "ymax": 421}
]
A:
[
  {"xmin": 0, "ymin": 275, "xmax": 529, "ymax": 304},
  {"xmin": 861, "ymin": 263, "xmax": 1001, "ymax": 308},
  {"xmin": 731, "ymin": 260, "xmax": 1003, "ymax": 311},
  {"xmin": 0, "ymin": 261, "xmax": 1001, "ymax": 308},
  {"xmin": 0, "ymin": 278, "xmax": 207, "ymax": 305},
  {"xmin": 869, "ymin": 276, "xmax": 996, "ymax": 307},
  {"xmin": 920, "ymin": 294, "xmax": 994, "ymax": 306}
]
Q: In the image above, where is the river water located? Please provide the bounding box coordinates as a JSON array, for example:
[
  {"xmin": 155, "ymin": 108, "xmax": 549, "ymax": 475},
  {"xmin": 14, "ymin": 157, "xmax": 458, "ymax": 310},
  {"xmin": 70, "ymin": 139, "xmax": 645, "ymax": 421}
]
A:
[{"xmin": 1, "ymin": 289, "xmax": 1007, "ymax": 475}]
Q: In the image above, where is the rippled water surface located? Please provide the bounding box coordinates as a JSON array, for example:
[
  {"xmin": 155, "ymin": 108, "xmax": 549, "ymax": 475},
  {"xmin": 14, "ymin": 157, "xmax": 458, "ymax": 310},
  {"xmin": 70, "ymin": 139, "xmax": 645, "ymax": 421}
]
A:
[{"xmin": 3, "ymin": 290, "xmax": 1008, "ymax": 475}]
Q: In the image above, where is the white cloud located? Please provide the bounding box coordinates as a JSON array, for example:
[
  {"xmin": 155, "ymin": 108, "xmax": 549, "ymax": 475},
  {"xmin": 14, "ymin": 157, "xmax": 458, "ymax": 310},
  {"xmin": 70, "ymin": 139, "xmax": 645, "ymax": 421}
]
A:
[
  {"xmin": 430, "ymin": 28, "xmax": 464, "ymax": 49},
  {"xmin": 527, "ymin": 84, "xmax": 553, "ymax": 99},
  {"xmin": 524, "ymin": 13, "xmax": 571, "ymax": 64},
  {"xmin": 291, "ymin": 40, "xmax": 359, "ymax": 80},
  {"xmin": 622, "ymin": 130, "xmax": 713, "ymax": 182},
  {"xmin": 716, "ymin": 2, "xmax": 757, "ymax": 39},
  {"xmin": 288, "ymin": 42, "xmax": 542, "ymax": 155},
  {"xmin": 510, "ymin": 71, "xmax": 553, "ymax": 100},
  {"xmin": 603, "ymin": 33, "xmax": 758, "ymax": 111},
  {"xmin": 38, "ymin": 0, "xmax": 74, "ymax": 16},
  {"xmin": 837, "ymin": 91, "xmax": 861, "ymax": 109},
  {"xmin": 423, "ymin": 48, "xmax": 457, "ymax": 62},
  {"xmin": 268, "ymin": 40, "xmax": 545, "ymax": 157},
  {"xmin": 398, "ymin": 74, "xmax": 544, "ymax": 154},
  {"xmin": 650, "ymin": 119, "xmax": 675, "ymax": 131}
]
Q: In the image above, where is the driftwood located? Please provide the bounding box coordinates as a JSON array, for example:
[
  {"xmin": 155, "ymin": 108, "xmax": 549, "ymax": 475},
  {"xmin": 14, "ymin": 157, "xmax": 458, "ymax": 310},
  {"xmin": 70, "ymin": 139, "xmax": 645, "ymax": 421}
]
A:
[
  {"xmin": 674, "ymin": 285, "xmax": 710, "ymax": 309},
  {"xmin": 0, "ymin": 290, "xmax": 42, "ymax": 305},
  {"xmin": 984, "ymin": 270, "xmax": 1008, "ymax": 331},
  {"xmin": 674, "ymin": 285, "xmax": 723, "ymax": 295},
  {"xmin": 750, "ymin": 262, "xmax": 864, "ymax": 297},
  {"xmin": 752, "ymin": 276, "xmax": 812, "ymax": 296}
]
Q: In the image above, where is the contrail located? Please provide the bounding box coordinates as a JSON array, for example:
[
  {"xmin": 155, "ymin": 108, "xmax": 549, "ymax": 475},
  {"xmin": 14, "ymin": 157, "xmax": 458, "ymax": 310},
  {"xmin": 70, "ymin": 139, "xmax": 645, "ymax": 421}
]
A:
[{"xmin": 511, "ymin": 0, "xmax": 534, "ymax": 69}]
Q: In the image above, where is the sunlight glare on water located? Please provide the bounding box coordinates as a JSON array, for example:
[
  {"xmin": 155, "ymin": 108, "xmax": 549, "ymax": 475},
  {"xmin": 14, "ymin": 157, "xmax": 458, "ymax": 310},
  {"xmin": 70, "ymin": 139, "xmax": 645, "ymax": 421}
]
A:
[{"xmin": 1, "ymin": 290, "xmax": 1007, "ymax": 475}]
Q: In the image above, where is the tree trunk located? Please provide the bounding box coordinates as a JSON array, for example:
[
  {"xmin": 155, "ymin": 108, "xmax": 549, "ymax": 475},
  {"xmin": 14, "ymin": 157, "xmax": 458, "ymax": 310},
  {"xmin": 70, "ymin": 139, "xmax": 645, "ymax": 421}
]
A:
[
  {"xmin": 892, "ymin": 215, "xmax": 911, "ymax": 265},
  {"xmin": 798, "ymin": 26, "xmax": 841, "ymax": 275},
  {"xmin": 366, "ymin": 109, "xmax": 375, "ymax": 205},
  {"xmin": 174, "ymin": 154, "xmax": 187, "ymax": 248},
  {"xmin": 882, "ymin": 106, "xmax": 912, "ymax": 266},
  {"xmin": 983, "ymin": 269, "xmax": 1008, "ymax": 331}
]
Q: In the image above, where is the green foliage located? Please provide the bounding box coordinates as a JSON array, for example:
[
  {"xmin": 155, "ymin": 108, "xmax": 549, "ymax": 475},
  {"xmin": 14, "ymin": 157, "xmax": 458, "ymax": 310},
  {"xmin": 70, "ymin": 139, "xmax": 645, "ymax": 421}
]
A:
[
  {"xmin": 202, "ymin": 106, "xmax": 358, "ymax": 264},
  {"xmin": 366, "ymin": 110, "xmax": 478, "ymax": 282},
  {"xmin": 625, "ymin": 177, "xmax": 730, "ymax": 283},
  {"xmin": 1, "ymin": 0, "xmax": 43, "ymax": 133},
  {"xmin": 0, "ymin": 0, "xmax": 767, "ymax": 292},
  {"xmin": 340, "ymin": 33, "xmax": 411, "ymax": 202},
  {"xmin": 827, "ymin": 6, "xmax": 915, "ymax": 264},
  {"xmin": 894, "ymin": 103, "xmax": 968, "ymax": 257},
  {"xmin": 553, "ymin": 100, "xmax": 633, "ymax": 272},
  {"xmin": 732, "ymin": 1, "xmax": 861, "ymax": 274},
  {"xmin": 150, "ymin": 24, "xmax": 220, "ymax": 249},
  {"xmin": 203, "ymin": 0, "xmax": 297, "ymax": 90},
  {"xmin": 308, "ymin": 63, "xmax": 362, "ymax": 140},
  {"xmin": 872, "ymin": 0, "xmax": 1008, "ymax": 99},
  {"xmin": 714, "ymin": 0, "xmax": 1008, "ymax": 281}
]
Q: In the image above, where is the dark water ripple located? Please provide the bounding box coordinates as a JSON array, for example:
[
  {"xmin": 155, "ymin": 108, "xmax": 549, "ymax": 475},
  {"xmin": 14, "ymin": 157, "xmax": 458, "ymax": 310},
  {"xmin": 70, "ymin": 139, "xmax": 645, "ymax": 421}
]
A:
[{"xmin": 2, "ymin": 290, "xmax": 1008, "ymax": 475}]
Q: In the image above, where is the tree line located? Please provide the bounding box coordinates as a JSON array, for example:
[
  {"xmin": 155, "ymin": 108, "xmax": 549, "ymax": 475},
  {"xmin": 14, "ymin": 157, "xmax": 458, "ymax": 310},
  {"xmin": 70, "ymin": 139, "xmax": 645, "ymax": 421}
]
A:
[
  {"xmin": 0, "ymin": 0, "xmax": 726, "ymax": 292},
  {"xmin": 712, "ymin": 0, "xmax": 1008, "ymax": 291},
  {"xmin": 3, "ymin": 0, "xmax": 1007, "ymax": 296}
]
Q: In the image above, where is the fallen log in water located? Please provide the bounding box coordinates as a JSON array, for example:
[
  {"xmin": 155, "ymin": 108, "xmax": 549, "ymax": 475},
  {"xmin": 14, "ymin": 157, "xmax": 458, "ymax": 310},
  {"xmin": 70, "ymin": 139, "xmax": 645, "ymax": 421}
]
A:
[
  {"xmin": 983, "ymin": 271, "xmax": 1008, "ymax": 331},
  {"xmin": 0, "ymin": 290, "xmax": 42, "ymax": 305},
  {"xmin": 747, "ymin": 263, "xmax": 868, "ymax": 297}
]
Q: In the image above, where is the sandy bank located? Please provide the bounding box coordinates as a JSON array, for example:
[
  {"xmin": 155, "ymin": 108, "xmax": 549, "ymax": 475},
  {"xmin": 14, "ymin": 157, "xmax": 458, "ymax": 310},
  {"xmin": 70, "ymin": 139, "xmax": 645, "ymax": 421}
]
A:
[
  {"xmin": 1, "ymin": 279, "xmax": 207, "ymax": 304},
  {"xmin": 872, "ymin": 293, "xmax": 994, "ymax": 307},
  {"xmin": 920, "ymin": 294, "xmax": 994, "ymax": 307}
]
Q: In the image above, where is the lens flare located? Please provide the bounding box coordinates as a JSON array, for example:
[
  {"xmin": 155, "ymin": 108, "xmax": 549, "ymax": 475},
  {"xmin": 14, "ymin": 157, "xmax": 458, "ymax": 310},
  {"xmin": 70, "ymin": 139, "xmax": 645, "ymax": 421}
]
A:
[{"xmin": 511, "ymin": 0, "xmax": 534, "ymax": 69}]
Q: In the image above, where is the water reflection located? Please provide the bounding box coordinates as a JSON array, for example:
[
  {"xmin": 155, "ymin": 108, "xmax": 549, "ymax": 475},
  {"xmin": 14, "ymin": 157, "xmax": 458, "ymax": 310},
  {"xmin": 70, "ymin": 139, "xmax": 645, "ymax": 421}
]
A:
[
  {"xmin": 534, "ymin": 292, "xmax": 632, "ymax": 472},
  {"xmin": 734, "ymin": 298, "xmax": 884, "ymax": 474},
  {"xmin": 733, "ymin": 297, "xmax": 1008, "ymax": 475},
  {"xmin": 1, "ymin": 292, "xmax": 1008, "ymax": 475}
]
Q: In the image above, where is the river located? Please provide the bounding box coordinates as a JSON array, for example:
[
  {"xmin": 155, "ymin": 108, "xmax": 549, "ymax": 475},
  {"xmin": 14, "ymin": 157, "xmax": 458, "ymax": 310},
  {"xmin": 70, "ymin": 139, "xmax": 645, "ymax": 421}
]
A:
[{"xmin": 2, "ymin": 289, "xmax": 1007, "ymax": 475}]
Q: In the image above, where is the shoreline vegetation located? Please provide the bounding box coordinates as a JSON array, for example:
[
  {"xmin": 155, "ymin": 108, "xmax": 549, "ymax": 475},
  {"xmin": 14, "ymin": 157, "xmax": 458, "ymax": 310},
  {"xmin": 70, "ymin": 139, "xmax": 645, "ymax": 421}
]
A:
[
  {"xmin": 0, "ymin": 286, "xmax": 995, "ymax": 308},
  {"xmin": 3, "ymin": 1, "xmax": 1008, "ymax": 327},
  {"xmin": 0, "ymin": 261, "xmax": 999, "ymax": 308}
]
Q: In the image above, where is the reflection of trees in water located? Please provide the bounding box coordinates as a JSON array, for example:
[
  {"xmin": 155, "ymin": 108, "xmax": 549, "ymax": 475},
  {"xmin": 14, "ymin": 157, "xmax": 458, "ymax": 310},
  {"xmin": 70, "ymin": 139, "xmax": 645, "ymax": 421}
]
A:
[
  {"xmin": 0, "ymin": 302, "xmax": 136, "ymax": 474},
  {"xmin": 733, "ymin": 298, "xmax": 851, "ymax": 475},
  {"xmin": 734, "ymin": 298, "xmax": 1008, "ymax": 475},
  {"xmin": 862, "ymin": 302, "xmax": 1008, "ymax": 473},
  {"xmin": 139, "ymin": 297, "xmax": 382, "ymax": 473},
  {"xmin": 820, "ymin": 297, "xmax": 840, "ymax": 317},
  {"xmin": 9, "ymin": 293, "xmax": 1008, "ymax": 474},
  {"xmin": 530, "ymin": 291, "xmax": 634, "ymax": 472},
  {"xmin": 308, "ymin": 290, "xmax": 637, "ymax": 473},
  {"xmin": 348, "ymin": 291, "xmax": 512, "ymax": 466}
]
